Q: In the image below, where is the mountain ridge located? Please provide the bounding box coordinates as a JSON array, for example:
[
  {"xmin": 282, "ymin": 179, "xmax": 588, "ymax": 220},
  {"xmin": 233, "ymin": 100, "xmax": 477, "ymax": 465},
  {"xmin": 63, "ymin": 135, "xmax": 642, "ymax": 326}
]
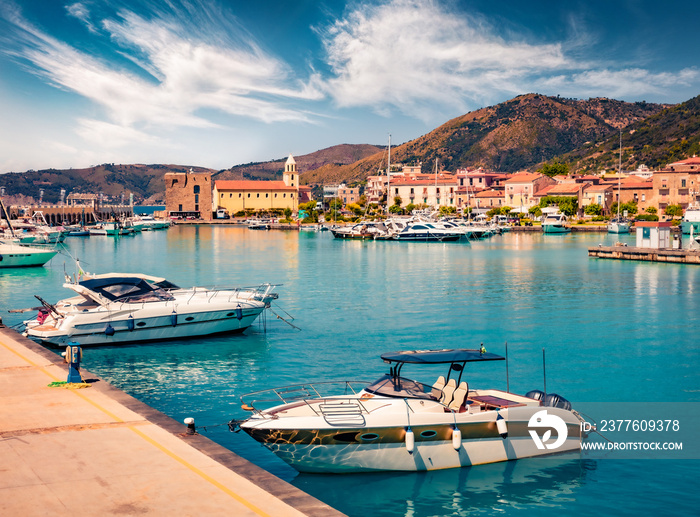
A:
[{"xmin": 3, "ymin": 93, "xmax": 698, "ymax": 203}]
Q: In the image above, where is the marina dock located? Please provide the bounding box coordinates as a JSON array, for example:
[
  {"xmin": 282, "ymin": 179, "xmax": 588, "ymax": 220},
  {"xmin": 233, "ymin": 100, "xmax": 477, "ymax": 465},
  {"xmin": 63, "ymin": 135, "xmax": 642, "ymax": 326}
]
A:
[
  {"xmin": 588, "ymin": 245, "xmax": 700, "ymax": 264},
  {"xmin": 0, "ymin": 325, "xmax": 344, "ymax": 517}
]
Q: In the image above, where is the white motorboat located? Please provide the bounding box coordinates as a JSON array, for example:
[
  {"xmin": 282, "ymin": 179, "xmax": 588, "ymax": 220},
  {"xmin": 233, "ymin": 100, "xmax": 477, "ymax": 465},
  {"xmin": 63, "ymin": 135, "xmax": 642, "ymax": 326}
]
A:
[
  {"xmin": 681, "ymin": 203, "xmax": 700, "ymax": 236},
  {"xmin": 391, "ymin": 220, "xmax": 463, "ymax": 241},
  {"xmin": 22, "ymin": 273, "xmax": 279, "ymax": 346},
  {"xmin": 542, "ymin": 213, "xmax": 571, "ymax": 234},
  {"xmin": 0, "ymin": 240, "xmax": 58, "ymax": 268},
  {"xmin": 607, "ymin": 216, "xmax": 631, "ymax": 234},
  {"xmin": 232, "ymin": 348, "xmax": 585, "ymax": 473},
  {"xmin": 132, "ymin": 215, "xmax": 171, "ymax": 230},
  {"xmin": 331, "ymin": 222, "xmax": 386, "ymax": 239}
]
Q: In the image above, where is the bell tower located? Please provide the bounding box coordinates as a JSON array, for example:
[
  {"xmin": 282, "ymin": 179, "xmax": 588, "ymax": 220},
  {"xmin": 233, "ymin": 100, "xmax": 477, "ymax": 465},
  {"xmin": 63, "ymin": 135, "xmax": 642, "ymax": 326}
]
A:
[{"xmin": 283, "ymin": 154, "xmax": 297, "ymax": 187}]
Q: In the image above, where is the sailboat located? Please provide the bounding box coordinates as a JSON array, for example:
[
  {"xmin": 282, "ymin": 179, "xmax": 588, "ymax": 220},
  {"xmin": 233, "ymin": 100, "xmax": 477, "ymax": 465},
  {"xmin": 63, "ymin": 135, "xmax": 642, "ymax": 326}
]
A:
[{"xmin": 607, "ymin": 131, "xmax": 631, "ymax": 234}]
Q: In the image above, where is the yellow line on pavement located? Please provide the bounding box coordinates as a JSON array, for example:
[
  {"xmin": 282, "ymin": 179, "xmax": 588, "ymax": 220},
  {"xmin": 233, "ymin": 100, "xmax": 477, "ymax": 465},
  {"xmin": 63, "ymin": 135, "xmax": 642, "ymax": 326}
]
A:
[
  {"xmin": 1, "ymin": 338, "xmax": 273, "ymax": 516},
  {"xmin": 129, "ymin": 425, "xmax": 272, "ymax": 517}
]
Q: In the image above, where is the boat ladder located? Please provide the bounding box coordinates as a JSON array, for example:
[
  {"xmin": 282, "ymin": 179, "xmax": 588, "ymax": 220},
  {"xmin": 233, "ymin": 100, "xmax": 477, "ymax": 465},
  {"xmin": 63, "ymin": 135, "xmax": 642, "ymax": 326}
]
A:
[{"xmin": 319, "ymin": 402, "xmax": 366, "ymax": 426}]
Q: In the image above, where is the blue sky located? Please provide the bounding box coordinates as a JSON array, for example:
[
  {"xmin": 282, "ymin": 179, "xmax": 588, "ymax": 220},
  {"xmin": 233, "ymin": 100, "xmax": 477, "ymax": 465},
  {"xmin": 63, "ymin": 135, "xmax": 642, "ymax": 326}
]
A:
[{"xmin": 1, "ymin": 0, "xmax": 698, "ymax": 173}]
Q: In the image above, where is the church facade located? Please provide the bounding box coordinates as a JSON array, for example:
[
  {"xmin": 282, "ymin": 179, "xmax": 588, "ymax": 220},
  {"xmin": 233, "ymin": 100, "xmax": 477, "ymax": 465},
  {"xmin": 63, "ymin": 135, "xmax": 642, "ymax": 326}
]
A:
[{"xmin": 213, "ymin": 155, "xmax": 301, "ymax": 215}]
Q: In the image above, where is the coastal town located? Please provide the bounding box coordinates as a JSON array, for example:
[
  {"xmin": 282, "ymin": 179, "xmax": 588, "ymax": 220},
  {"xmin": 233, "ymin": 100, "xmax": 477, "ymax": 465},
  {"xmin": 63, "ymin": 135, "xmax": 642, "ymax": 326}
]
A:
[{"xmin": 3, "ymin": 1, "xmax": 700, "ymax": 516}]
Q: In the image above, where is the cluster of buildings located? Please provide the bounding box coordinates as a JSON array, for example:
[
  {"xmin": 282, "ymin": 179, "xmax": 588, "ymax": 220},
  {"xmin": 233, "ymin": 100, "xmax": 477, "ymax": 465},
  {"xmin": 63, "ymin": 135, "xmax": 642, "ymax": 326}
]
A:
[
  {"xmin": 364, "ymin": 156, "xmax": 700, "ymax": 216},
  {"xmin": 165, "ymin": 153, "xmax": 700, "ymax": 220}
]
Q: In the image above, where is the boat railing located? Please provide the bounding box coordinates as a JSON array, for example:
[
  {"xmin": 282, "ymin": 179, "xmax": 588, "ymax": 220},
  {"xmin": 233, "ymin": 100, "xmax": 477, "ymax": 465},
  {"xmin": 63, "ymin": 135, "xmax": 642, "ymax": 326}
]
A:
[
  {"xmin": 180, "ymin": 283, "xmax": 280, "ymax": 305},
  {"xmin": 240, "ymin": 380, "xmax": 370, "ymax": 416}
]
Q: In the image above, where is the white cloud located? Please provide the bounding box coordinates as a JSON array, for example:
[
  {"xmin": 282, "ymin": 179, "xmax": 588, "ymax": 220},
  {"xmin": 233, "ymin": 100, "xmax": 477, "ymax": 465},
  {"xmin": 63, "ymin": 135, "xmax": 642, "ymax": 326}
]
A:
[
  {"xmin": 320, "ymin": 0, "xmax": 700, "ymax": 118},
  {"xmin": 75, "ymin": 118, "xmax": 167, "ymax": 148},
  {"xmin": 66, "ymin": 2, "xmax": 98, "ymax": 33},
  {"xmin": 538, "ymin": 67, "xmax": 700, "ymax": 99},
  {"xmin": 3, "ymin": 0, "xmax": 324, "ymax": 134},
  {"xmin": 321, "ymin": 0, "xmax": 569, "ymax": 118}
]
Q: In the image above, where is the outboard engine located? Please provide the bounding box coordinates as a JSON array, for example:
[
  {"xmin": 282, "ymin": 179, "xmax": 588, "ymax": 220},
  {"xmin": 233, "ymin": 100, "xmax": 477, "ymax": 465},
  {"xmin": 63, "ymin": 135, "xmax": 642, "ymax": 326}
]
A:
[
  {"xmin": 525, "ymin": 389, "xmax": 545, "ymax": 401},
  {"xmin": 544, "ymin": 393, "xmax": 572, "ymax": 411}
]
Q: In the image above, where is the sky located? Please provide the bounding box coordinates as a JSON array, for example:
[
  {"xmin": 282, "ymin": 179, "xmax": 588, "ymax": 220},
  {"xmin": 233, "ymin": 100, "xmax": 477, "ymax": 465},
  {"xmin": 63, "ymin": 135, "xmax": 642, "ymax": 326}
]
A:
[{"xmin": 0, "ymin": 0, "xmax": 698, "ymax": 174}]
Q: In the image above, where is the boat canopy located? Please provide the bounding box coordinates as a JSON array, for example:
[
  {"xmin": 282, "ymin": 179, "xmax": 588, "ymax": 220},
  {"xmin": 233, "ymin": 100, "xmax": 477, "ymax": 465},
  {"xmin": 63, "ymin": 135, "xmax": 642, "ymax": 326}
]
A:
[
  {"xmin": 77, "ymin": 276, "xmax": 175, "ymax": 303},
  {"xmin": 381, "ymin": 348, "xmax": 505, "ymax": 365}
]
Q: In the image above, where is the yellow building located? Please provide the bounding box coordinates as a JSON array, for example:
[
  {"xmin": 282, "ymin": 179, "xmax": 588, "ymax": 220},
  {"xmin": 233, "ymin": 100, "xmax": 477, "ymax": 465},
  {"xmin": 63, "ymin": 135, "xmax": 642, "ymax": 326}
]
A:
[{"xmin": 214, "ymin": 155, "xmax": 300, "ymax": 214}]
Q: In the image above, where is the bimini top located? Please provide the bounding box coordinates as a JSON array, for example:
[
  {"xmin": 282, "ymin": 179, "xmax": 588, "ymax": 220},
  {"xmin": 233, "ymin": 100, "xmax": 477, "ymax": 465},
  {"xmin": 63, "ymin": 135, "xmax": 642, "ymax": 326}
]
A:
[
  {"xmin": 75, "ymin": 276, "xmax": 175, "ymax": 303},
  {"xmin": 381, "ymin": 348, "xmax": 505, "ymax": 365}
]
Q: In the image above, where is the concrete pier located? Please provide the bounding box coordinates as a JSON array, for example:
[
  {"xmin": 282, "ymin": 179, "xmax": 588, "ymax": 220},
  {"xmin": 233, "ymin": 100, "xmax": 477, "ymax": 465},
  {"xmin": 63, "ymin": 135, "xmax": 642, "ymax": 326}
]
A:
[
  {"xmin": 588, "ymin": 245, "xmax": 700, "ymax": 264},
  {"xmin": 0, "ymin": 326, "xmax": 344, "ymax": 517}
]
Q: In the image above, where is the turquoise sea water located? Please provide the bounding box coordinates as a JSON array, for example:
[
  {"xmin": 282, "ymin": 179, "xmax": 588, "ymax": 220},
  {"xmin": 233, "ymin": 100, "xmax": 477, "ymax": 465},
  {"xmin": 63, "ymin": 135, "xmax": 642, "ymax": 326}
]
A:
[{"xmin": 1, "ymin": 227, "xmax": 698, "ymax": 516}]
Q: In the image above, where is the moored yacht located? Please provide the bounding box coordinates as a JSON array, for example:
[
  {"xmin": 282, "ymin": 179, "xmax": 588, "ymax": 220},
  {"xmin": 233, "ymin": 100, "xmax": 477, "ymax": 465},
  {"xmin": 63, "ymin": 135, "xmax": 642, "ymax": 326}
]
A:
[
  {"xmin": 542, "ymin": 213, "xmax": 571, "ymax": 234},
  {"xmin": 232, "ymin": 348, "xmax": 585, "ymax": 473},
  {"xmin": 0, "ymin": 240, "xmax": 58, "ymax": 268},
  {"xmin": 22, "ymin": 272, "xmax": 279, "ymax": 346},
  {"xmin": 681, "ymin": 203, "xmax": 700, "ymax": 236}
]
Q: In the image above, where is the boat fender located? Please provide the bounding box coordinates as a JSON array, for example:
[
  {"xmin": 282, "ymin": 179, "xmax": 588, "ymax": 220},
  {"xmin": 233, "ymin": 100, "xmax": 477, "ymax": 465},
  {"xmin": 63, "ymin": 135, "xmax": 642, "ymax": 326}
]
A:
[
  {"xmin": 235, "ymin": 304, "xmax": 243, "ymax": 321},
  {"xmin": 127, "ymin": 315, "xmax": 135, "ymax": 332},
  {"xmin": 171, "ymin": 309, "xmax": 177, "ymax": 327},
  {"xmin": 496, "ymin": 412, "xmax": 508, "ymax": 439},
  {"xmin": 0, "ymin": 254, "xmax": 3, "ymax": 261},
  {"xmin": 452, "ymin": 426, "xmax": 462, "ymax": 450},
  {"xmin": 104, "ymin": 323, "xmax": 115, "ymax": 336},
  {"xmin": 405, "ymin": 428, "xmax": 415, "ymax": 454}
]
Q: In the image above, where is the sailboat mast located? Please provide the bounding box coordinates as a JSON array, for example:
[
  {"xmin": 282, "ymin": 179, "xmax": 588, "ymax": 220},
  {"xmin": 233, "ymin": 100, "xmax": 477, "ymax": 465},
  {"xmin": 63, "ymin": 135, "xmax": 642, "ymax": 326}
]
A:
[
  {"xmin": 618, "ymin": 130, "xmax": 622, "ymax": 218},
  {"xmin": 386, "ymin": 134, "xmax": 391, "ymax": 216},
  {"xmin": 435, "ymin": 158, "xmax": 438, "ymax": 210}
]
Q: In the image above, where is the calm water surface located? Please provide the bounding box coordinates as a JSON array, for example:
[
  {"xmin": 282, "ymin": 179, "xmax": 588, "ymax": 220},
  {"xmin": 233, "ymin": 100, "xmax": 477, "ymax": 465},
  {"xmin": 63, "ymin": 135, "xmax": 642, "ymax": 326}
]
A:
[{"xmin": 1, "ymin": 227, "xmax": 698, "ymax": 516}]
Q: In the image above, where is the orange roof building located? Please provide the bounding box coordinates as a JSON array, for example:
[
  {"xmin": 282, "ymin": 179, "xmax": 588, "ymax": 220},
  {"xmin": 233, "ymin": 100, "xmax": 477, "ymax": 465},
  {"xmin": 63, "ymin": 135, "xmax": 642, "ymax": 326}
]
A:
[{"xmin": 213, "ymin": 155, "xmax": 300, "ymax": 214}]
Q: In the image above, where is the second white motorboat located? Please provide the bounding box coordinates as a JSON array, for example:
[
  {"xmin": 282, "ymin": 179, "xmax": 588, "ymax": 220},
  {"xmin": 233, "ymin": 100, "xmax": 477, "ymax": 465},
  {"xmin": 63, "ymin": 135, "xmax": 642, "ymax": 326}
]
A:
[
  {"xmin": 231, "ymin": 348, "xmax": 586, "ymax": 473},
  {"xmin": 22, "ymin": 273, "xmax": 279, "ymax": 346}
]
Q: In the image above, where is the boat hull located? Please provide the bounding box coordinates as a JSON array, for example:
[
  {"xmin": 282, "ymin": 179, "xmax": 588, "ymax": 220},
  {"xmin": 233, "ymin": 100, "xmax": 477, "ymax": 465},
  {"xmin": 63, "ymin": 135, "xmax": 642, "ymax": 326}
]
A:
[
  {"xmin": 542, "ymin": 225, "xmax": 571, "ymax": 234},
  {"xmin": 241, "ymin": 405, "xmax": 582, "ymax": 473},
  {"xmin": 0, "ymin": 245, "xmax": 57, "ymax": 268},
  {"xmin": 26, "ymin": 306, "xmax": 265, "ymax": 346},
  {"xmin": 681, "ymin": 221, "xmax": 700, "ymax": 235},
  {"xmin": 392, "ymin": 233, "xmax": 462, "ymax": 242},
  {"xmin": 607, "ymin": 221, "xmax": 630, "ymax": 234}
]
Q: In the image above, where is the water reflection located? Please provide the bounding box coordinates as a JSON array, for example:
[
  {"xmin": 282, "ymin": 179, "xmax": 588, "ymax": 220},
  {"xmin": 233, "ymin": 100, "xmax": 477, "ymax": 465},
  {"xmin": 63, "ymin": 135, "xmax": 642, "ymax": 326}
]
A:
[{"xmin": 293, "ymin": 456, "xmax": 595, "ymax": 517}]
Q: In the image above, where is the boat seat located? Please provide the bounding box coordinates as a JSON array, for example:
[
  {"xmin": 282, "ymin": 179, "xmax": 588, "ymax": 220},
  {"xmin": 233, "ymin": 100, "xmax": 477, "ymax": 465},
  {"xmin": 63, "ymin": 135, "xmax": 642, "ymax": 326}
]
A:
[
  {"xmin": 431, "ymin": 376, "xmax": 446, "ymax": 399},
  {"xmin": 439, "ymin": 378, "xmax": 457, "ymax": 407},
  {"xmin": 448, "ymin": 381, "xmax": 469, "ymax": 412}
]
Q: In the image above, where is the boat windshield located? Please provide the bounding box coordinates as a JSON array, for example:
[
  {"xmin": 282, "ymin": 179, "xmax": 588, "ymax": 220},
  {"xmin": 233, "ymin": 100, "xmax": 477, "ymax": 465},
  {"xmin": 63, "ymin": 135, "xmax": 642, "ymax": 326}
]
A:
[
  {"xmin": 364, "ymin": 374, "xmax": 437, "ymax": 400},
  {"xmin": 80, "ymin": 277, "xmax": 175, "ymax": 303}
]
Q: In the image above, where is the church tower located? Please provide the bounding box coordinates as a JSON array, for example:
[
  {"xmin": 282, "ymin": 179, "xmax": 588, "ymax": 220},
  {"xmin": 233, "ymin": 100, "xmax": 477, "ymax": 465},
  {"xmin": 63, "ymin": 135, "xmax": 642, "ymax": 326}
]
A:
[{"xmin": 283, "ymin": 154, "xmax": 297, "ymax": 187}]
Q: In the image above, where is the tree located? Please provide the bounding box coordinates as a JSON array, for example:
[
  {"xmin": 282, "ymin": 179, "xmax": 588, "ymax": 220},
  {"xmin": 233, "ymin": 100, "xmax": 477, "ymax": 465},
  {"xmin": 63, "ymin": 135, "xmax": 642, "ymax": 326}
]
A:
[
  {"xmin": 584, "ymin": 203, "xmax": 602, "ymax": 216},
  {"xmin": 558, "ymin": 198, "xmax": 578, "ymax": 216},
  {"xmin": 393, "ymin": 196, "xmax": 402, "ymax": 207},
  {"xmin": 328, "ymin": 198, "xmax": 343, "ymax": 211},
  {"xmin": 499, "ymin": 206, "xmax": 512, "ymax": 215},
  {"xmin": 665, "ymin": 204, "xmax": 683, "ymax": 218},
  {"xmin": 540, "ymin": 195, "xmax": 578, "ymax": 216},
  {"xmin": 645, "ymin": 206, "xmax": 657, "ymax": 215},
  {"xmin": 529, "ymin": 206, "xmax": 542, "ymax": 218},
  {"xmin": 388, "ymin": 204, "xmax": 404, "ymax": 214},
  {"xmin": 347, "ymin": 203, "xmax": 363, "ymax": 216},
  {"xmin": 283, "ymin": 207, "xmax": 292, "ymax": 220},
  {"xmin": 538, "ymin": 162, "xmax": 569, "ymax": 177},
  {"xmin": 298, "ymin": 200, "xmax": 317, "ymax": 212},
  {"xmin": 439, "ymin": 206, "xmax": 456, "ymax": 215},
  {"xmin": 612, "ymin": 201, "xmax": 638, "ymax": 216}
]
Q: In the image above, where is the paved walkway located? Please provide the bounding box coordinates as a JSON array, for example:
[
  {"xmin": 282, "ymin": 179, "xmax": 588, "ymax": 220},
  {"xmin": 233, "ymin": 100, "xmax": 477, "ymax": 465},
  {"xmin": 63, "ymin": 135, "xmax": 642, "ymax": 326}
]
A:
[{"xmin": 0, "ymin": 326, "xmax": 345, "ymax": 517}]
